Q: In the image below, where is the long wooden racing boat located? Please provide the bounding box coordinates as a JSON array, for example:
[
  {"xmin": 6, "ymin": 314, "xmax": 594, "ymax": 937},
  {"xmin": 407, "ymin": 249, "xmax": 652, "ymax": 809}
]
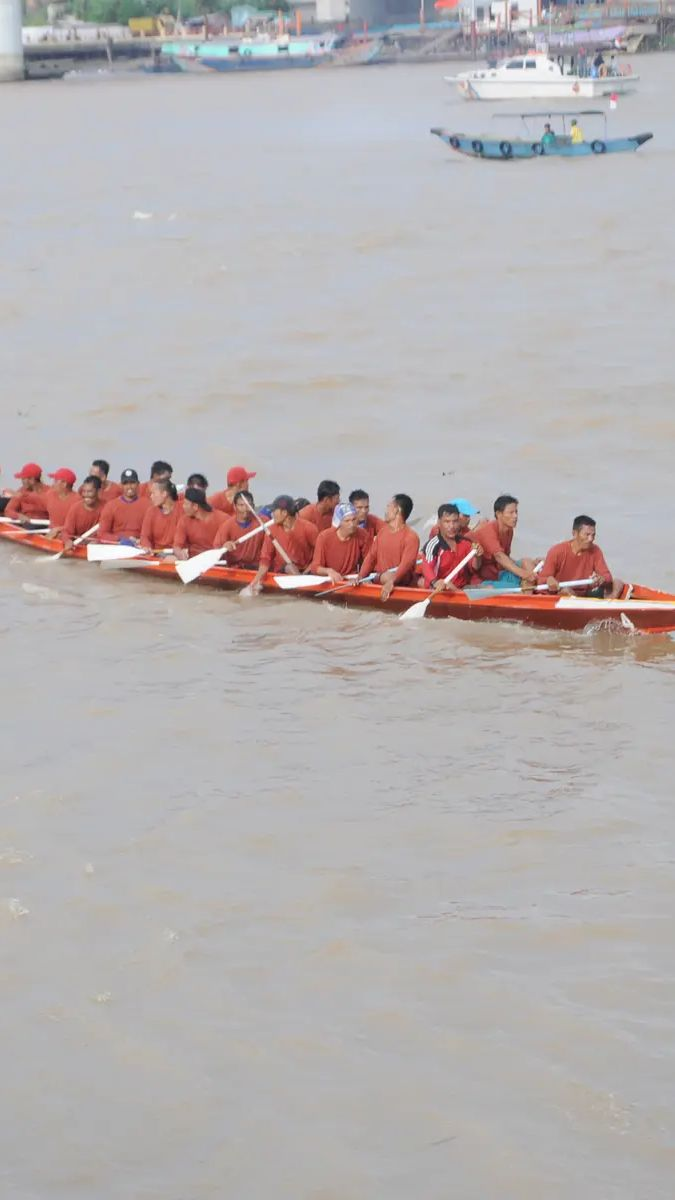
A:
[{"xmin": 3, "ymin": 526, "xmax": 675, "ymax": 634}]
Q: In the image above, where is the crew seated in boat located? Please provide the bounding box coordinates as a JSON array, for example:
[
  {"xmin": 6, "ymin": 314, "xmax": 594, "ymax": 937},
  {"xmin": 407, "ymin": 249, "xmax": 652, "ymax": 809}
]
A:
[
  {"xmin": 212, "ymin": 489, "xmax": 268, "ymax": 568},
  {"xmin": 45, "ymin": 468, "xmax": 79, "ymax": 538},
  {"xmin": 249, "ymin": 495, "xmax": 318, "ymax": 593},
  {"xmin": 139, "ymin": 480, "xmax": 180, "ymax": 552},
  {"xmin": 299, "ymin": 480, "xmax": 341, "ymax": 532},
  {"xmin": 5, "ymin": 462, "xmax": 50, "ymax": 522},
  {"xmin": 357, "ymin": 493, "xmax": 419, "ymax": 601},
  {"xmin": 139, "ymin": 460, "xmax": 173, "ymax": 499},
  {"xmin": 470, "ymin": 494, "xmax": 538, "ymax": 588},
  {"xmin": 541, "ymin": 515, "xmax": 623, "ymax": 598},
  {"xmin": 86, "ymin": 459, "xmax": 121, "ymax": 503},
  {"xmin": 541, "ymin": 123, "xmax": 556, "ymax": 147},
  {"xmin": 419, "ymin": 504, "xmax": 478, "ymax": 593},
  {"xmin": 61, "ymin": 476, "xmax": 104, "ymax": 551},
  {"xmin": 570, "ymin": 119, "xmax": 584, "ymax": 144},
  {"xmin": 310, "ymin": 502, "xmax": 367, "ymax": 583},
  {"xmin": 349, "ymin": 488, "xmax": 384, "ymax": 550},
  {"xmin": 209, "ymin": 465, "xmax": 257, "ymax": 518},
  {"xmin": 98, "ymin": 469, "xmax": 150, "ymax": 543},
  {"xmin": 174, "ymin": 487, "xmax": 226, "ymax": 558}
]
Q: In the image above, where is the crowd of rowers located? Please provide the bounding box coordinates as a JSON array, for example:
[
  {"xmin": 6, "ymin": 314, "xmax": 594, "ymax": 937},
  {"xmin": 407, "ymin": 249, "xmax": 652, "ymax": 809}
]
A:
[{"xmin": 2, "ymin": 459, "xmax": 623, "ymax": 599}]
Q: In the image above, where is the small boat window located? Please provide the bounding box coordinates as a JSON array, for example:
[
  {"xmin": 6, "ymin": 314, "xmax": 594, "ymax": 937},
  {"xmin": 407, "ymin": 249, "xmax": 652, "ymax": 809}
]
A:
[
  {"xmin": 525, "ymin": 60, "xmax": 537, "ymax": 68},
  {"xmin": 505, "ymin": 59, "xmax": 524, "ymax": 69}
]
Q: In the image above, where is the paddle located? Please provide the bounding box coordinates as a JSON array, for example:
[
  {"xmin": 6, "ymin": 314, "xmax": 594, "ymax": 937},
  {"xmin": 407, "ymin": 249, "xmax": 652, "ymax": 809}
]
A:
[
  {"xmin": 87, "ymin": 543, "xmax": 145, "ymax": 563},
  {"xmin": 39, "ymin": 522, "xmax": 100, "ymax": 563},
  {"xmin": 175, "ymin": 519, "xmax": 273, "ymax": 585},
  {"xmin": 464, "ymin": 576, "xmax": 597, "ymax": 599},
  {"xmin": 399, "ymin": 546, "xmax": 477, "ymax": 622},
  {"xmin": 0, "ymin": 516, "xmax": 50, "ymax": 527},
  {"xmin": 273, "ymin": 573, "xmax": 339, "ymax": 591},
  {"xmin": 314, "ymin": 572, "xmax": 378, "ymax": 599}
]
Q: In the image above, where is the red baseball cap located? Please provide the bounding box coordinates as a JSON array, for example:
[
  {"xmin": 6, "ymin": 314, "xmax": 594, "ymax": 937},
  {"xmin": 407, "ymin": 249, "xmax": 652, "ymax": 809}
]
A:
[
  {"xmin": 227, "ymin": 465, "xmax": 256, "ymax": 487},
  {"xmin": 49, "ymin": 468, "xmax": 77, "ymax": 486},
  {"xmin": 15, "ymin": 462, "xmax": 43, "ymax": 479}
]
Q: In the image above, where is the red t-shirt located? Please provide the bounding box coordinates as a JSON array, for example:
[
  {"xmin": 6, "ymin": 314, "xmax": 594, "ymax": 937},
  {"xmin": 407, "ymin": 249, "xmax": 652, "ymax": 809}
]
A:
[
  {"xmin": 79, "ymin": 480, "xmax": 121, "ymax": 502},
  {"xmin": 213, "ymin": 515, "xmax": 266, "ymax": 566},
  {"xmin": 298, "ymin": 503, "xmax": 333, "ymax": 533},
  {"xmin": 174, "ymin": 510, "xmax": 226, "ymax": 554},
  {"xmin": 540, "ymin": 540, "xmax": 612, "ymax": 590},
  {"xmin": 209, "ymin": 490, "xmax": 235, "ymax": 517},
  {"xmin": 310, "ymin": 527, "xmax": 368, "ymax": 576},
  {"xmin": 420, "ymin": 536, "xmax": 475, "ymax": 589},
  {"xmin": 360, "ymin": 525, "xmax": 420, "ymax": 586},
  {"xmin": 471, "ymin": 519, "xmax": 514, "ymax": 580},
  {"xmin": 63, "ymin": 500, "xmax": 104, "ymax": 539},
  {"xmin": 260, "ymin": 518, "xmax": 318, "ymax": 573},
  {"xmin": 359, "ymin": 513, "xmax": 384, "ymax": 551},
  {"xmin": 98, "ymin": 495, "xmax": 150, "ymax": 542},
  {"xmin": 46, "ymin": 490, "xmax": 80, "ymax": 529},
  {"xmin": 140, "ymin": 505, "xmax": 180, "ymax": 551},
  {"xmin": 5, "ymin": 485, "xmax": 50, "ymax": 520}
]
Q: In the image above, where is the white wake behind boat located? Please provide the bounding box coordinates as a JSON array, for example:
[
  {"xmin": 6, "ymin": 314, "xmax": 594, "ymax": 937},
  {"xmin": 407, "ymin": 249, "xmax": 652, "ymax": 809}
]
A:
[{"xmin": 446, "ymin": 52, "xmax": 638, "ymax": 101}]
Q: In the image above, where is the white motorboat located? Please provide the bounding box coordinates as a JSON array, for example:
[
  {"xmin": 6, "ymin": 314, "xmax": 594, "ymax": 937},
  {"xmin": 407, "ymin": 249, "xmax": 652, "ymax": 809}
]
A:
[{"xmin": 446, "ymin": 52, "xmax": 638, "ymax": 101}]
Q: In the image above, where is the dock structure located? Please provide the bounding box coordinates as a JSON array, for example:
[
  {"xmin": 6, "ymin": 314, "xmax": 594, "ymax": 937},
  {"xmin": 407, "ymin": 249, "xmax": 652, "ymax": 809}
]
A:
[{"xmin": 0, "ymin": 0, "xmax": 23, "ymax": 80}]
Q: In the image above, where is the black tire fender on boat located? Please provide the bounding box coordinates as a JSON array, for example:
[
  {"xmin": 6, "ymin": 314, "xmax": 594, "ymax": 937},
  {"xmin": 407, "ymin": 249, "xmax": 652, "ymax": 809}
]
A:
[
  {"xmin": 499, "ymin": 140, "xmax": 513, "ymax": 158},
  {"xmin": 532, "ymin": 141, "xmax": 544, "ymax": 156},
  {"xmin": 449, "ymin": 136, "xmax": 461, "ymax": 149},
  {"xmin": 471, "ymin": 139, "xmax": 484, "ymax": 155},
  {"xmin": 591, "ymin": 139, "xmax": 607, "ymax": 154}
]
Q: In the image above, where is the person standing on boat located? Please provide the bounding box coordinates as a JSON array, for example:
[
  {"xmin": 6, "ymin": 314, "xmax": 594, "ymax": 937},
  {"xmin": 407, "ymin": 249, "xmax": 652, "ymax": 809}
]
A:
[
  {"xmin": 213, "ymin": 490, "xmax": 268, "ymax": 568},
  {"xmin": 542, "ymin": 123, "xmax": 556, "ymax": 147},
  {"xmin": 61, "ymin": 476, "xmax": 104, "ymax": 552},
  {"xmin": 420, "ymin": 504, "xmax": 476, "ymax": 594},
  {"xmin": 209, "ymin": 466, "xmax": 257, "ymax": 518},
  {"xmin": 541, "ymin": 516, "xmax": 623, "ymax": 598},
  {"xmin": 5, "ymin": 463, "xmax": 50, "ymax": 522},
  {"xmin": 139, "ymin": 480, "xmax": 180, "ymax": 551},
  {"xmin": 249, "ymin": 495, "xmax": 318, "ymax": 591},
  {"xmin": 471, "ymin": 495, "xmax": 538, "ymax": 588},
  {"xmin": 349, "ymin": 489, "xmax": 383, "ymax": 550},
  {"xmin": 357, "ymin": 494, "xmax": 420, "ymax": 602},
  {"xmin": 173, "ymin": 488, "xmax": 227, "ymax": 558},
  {"xmin": 98, "ymin": 469, "xmax": 150, "ymax": 543},
  {"xmin": 299, "ymin": 481, "xmax": 341, "ymax": 533},
  {"xmin": 570, "ymin": 119, "xmax": 584, "ymax": 144},
  {"xmin": 45, "ymin": 468, "xmax": 80, "ymax": 538},
  {"xmin": 310, "ymin": 502, "xmax": 368, "ymax": 584}
]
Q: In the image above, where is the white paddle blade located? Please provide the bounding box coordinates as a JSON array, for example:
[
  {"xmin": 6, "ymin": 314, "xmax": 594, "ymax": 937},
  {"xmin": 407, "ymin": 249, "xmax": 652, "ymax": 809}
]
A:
[
  {"xmin": 175, "ymin": 548, "xmax": 223, "ymax": 584},
  {"xmin": 273, "ymin": 574, "xmax": 328, "ymax": 591},
  {"xmin": 87, "ymin": 543, "xmax": 144, "ymax": 562},
  {"xmin": 399, "ymin": 597, "xmax": 431, "ymax": 622}
]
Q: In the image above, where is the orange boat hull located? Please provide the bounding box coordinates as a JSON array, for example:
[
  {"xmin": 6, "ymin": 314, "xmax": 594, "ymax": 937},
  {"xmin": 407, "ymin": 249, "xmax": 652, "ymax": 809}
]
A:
[{"xmin": 2, "ymin": 527, "xmax": 675, "ymax": 634}]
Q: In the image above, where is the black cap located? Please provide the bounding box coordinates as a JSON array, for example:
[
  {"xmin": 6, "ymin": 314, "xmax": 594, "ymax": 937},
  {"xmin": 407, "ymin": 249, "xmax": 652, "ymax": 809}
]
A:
[
  {"xmin": 184, "ymin": 486, "xmax": 212, "ymax": 512},
  {"xmin": 271, "ymin": 494, "xmax": 297, "ymax": 516},
  {"xmin": 120, "ymin": 468, "xmax": 139, "ymax": 484}
]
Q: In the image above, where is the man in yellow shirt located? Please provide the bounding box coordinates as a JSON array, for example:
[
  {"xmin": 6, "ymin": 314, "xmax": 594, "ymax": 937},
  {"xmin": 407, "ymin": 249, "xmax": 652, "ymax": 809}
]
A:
[{"xmin": 570, "ymin": 119, "xmax": 584, "ymax": 144}]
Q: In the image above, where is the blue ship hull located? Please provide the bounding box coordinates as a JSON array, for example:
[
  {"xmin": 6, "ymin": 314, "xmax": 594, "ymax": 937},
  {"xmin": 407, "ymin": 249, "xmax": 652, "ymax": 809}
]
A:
[{"xmin": 431, "ymin": 127, "xmax": 653, "ymax": 159}]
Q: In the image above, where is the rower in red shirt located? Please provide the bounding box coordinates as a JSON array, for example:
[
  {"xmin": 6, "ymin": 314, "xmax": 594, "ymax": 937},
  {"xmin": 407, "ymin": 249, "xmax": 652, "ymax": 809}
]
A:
[
  {"xmin": 45, "ymin": 468, "xmax": 80, "ymax": 536},
  {"xmin": 349, "ymin": 488, "xmax": 383, "ymax": 550},
  {"xmin": 139, "ymin": 460, "xmax": 173, "ymax": 499},
  {"xmin": 420, "ymin": 504, "xmax": 477, "ymax": 592},
  {"xmin": 87, "ymin": 459, "xmax": 122, "ymax": 503},
  {"xmin": 249, "ymin": 495, "xmax": 318, "ymax": 592},
  {"xmin": 471, "ymin": 494, "xmax": 538, "ymax": 587},
  {"xmin": 541, "ymin": 515, "xmax": 623, "ymax": 598},
  {"xmin": 98, "ymin": 469, "xmax": 150, "ymax": 543},
  {"xmin": 310, "ymin": 502, "xmax": 368, "ymax": 583},
  {"xmin": 174, "ymin": 487, "xmax": 227, "ymax": 557},
  {"xmin": 358, "ymin": 493, "xmax": 420, "ymax": 601},
  {"xmin": 139, "ymin": 480, "xmax": 180, "ymax": 551},
  {"xmin": 298, "ymin": 480, "xmax": 341, "ymax": 533},
  {"xmin": 61, "ymin": 477, "xmax": 104, "ymax": 551},
  {"xmin": 213, "ymin": 489, "xmax": 267, "ymax": 567},
  {"xmin": 5, "ymin": 463, "xmax": 50, "ymax": 522},
  {"xmin": 209, "ymin": 465, "xmax": 256, "ymax": 517}
]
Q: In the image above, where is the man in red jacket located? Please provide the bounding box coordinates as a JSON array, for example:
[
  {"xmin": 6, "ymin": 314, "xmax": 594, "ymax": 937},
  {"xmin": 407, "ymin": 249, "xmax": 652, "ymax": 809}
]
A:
[
  {"xmin": 541, "ymin": 515, "xmax": 623, "ymax": 598},
  {"xmin": 420, "ymin": 504, "xmax": 477, "ymax": 592}
]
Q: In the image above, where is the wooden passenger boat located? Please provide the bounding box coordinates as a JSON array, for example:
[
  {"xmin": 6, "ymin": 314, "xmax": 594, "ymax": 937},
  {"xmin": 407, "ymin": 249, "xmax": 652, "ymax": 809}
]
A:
[{"xmin": 2, "ymin": 526, "xmax": 675, "ymax": 635}]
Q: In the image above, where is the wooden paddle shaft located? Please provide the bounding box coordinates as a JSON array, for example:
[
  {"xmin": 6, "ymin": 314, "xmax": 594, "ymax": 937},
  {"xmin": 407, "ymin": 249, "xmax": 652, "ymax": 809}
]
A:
[{"xmin": 241, "ymin": 496, "xmax": 295, "ymax": 570}]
